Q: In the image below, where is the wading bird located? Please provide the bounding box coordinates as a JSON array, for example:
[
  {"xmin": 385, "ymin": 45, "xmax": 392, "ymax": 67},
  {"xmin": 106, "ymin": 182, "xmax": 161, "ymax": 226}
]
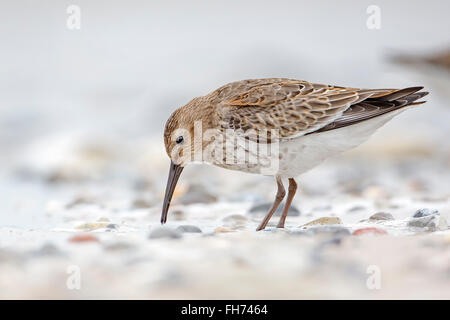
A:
[{"xmin": 161, "ymin": 78, "xmax": 428, "ymax": 230}]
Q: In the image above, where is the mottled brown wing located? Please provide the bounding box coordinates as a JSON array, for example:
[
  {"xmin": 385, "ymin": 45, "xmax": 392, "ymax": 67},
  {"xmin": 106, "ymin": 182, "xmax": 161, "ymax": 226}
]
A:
[
  {"xmin": 315, "ymin": 87, "xmax": 428, "ymax": 133},
  {"xmin": 215, "ymin": 79, "xmax": 393, "ymax": 141}
]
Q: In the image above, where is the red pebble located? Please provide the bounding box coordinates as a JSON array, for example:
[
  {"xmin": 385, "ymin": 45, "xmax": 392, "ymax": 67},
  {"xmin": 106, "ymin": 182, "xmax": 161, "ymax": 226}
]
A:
[
  {"xmin": 68, "ymin": 234, "xmax": 99, "ymax": 243},
  {"xmin": 352, "ymin": 227, "xmax": 387, "ymax": 236}
]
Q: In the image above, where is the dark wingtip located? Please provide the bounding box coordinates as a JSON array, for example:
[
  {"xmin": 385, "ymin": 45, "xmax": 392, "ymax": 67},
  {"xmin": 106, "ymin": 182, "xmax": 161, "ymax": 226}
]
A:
[{"xmin": 406, "ymin": 91, "xmax": 429, "ymax": 105}]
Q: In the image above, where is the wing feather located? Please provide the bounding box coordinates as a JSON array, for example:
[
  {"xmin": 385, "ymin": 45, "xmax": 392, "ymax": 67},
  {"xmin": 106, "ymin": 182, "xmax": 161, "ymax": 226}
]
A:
[{"xmin": 212, "ymin": 79, "xmax": 427, "ymax": 141}]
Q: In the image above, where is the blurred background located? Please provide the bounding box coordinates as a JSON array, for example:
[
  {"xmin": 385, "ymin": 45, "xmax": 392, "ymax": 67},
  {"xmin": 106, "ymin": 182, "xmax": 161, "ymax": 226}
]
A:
[{"xmin": 0, "ymin": 0, "xmax": 449, "ymax": 299}]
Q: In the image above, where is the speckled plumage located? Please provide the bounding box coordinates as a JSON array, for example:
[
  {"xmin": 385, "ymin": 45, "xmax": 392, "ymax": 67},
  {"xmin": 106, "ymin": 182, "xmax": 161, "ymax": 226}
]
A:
[
  {"xmin": 210, "ymin": 78, "xmax": 427, "ymax": 140},
  {"xmin": 162, "ymin": 78, "xmax": 428, "ymax": 230}
]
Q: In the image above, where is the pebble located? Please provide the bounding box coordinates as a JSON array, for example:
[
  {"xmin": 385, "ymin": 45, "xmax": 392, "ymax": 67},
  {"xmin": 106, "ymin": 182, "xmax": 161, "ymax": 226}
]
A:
[
  {"xmin": 176, "ymin": 225, "xmax": 202, "ymax": 233},
  {"xmin": 214, "ymin": 227, "xmax": 236, "ymax": 233},
  {"xmin": 75, "ymin": 222, "xmax": 109, "ymax": 231},
  {"xmin": 65, "ymin": 196, "xmax": 95, "ymax": 209},
  {"xmin": 148, "ymin": 226, "xmax": 182, "ymax": 239},
  {"xmin": 407, "ymin": 215, "xmax": 447, "ymax": 232},
  {"xmin": 68, "ymin": 234, "xmax": 100, "ymax": 243},
  {"xmin": 413, "ymin": 208, "xmax": 439, "ymax": 218},
  {"xmin": 369, "ymin": 212, "xmax": 394, "ymax": 221},
  {"xmin": 347, "ymin": 205, "xmax": 366, "ymax": 213},
  {"xmin": 106, "ymin": 223, "xmax": 119, "ymax": 230},
  {"xmin": 248, "ymin": 202, "xmax": 300, "ymax": 216},
  {"xmin": 222, "ymin": 214, "xmax": 248, "ymax": 230},
  {"xmin": 301, "ymin": 217, "xmax": 342, "ymax": 227},
  {"xmin": 352, "ymin": 227, "xmax": 387, "ymax": 236},
  {"xmin": 293, "ymin": 225, "xmax": 350, "ymax": 237}
]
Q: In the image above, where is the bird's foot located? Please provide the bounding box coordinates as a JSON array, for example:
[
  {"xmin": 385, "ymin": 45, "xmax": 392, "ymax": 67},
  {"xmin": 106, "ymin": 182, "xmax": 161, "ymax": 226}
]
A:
[{"xmin": 255, "ymin": 225, "xmax": 265, "ymax": 231}]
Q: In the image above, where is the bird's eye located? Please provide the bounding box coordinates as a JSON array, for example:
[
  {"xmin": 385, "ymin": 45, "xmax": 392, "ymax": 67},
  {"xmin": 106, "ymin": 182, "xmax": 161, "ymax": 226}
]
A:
[{"xmin": 175, "ymin": 136, "xmax": 184, "ymax": 144}]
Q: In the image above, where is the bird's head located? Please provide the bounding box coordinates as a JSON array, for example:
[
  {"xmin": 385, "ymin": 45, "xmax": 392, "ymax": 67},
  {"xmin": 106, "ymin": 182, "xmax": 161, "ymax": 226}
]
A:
[{"xmin": 161, "ymin": 97, "xmax": 212, "ymax": 224}]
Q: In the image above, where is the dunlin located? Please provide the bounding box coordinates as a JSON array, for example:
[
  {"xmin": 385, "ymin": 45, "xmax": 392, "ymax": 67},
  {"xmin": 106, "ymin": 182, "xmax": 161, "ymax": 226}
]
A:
[{"xmin": 161, "ymin": 78, "xmax": 428, "ymax": 231}]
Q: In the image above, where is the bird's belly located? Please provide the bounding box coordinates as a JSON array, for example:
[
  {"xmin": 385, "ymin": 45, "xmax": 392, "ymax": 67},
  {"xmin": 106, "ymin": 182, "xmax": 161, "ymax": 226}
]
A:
[
  {"xmin": 276, "ymin": 138, "xmax": 336, "ymax": 178},
  {"xmin": 276, "ymin": 109, "xmax": 406, "ymax": 177}
]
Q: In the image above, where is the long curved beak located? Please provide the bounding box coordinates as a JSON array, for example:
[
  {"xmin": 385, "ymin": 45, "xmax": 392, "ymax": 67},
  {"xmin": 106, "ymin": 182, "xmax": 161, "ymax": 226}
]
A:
[{"xmin": 161, "ymin": 161, "xmax": 184, "ymax": 224}]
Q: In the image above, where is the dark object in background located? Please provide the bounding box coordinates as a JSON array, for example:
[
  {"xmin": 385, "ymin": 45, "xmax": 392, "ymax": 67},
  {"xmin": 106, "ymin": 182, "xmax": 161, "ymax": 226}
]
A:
[{"xmin": 392, "ymin": 48, "xmax": 450, "ymax": 71}]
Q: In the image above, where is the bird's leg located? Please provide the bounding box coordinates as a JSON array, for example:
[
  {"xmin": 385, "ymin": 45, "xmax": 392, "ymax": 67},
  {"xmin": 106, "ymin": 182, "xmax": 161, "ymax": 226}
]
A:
[
  {"xmin": 256, "ymin": 176, "xmax": 285, "ymax": 231},
  {"xmin": 276, "ymin": 178, "xmax": 297, "ymax": 229}
]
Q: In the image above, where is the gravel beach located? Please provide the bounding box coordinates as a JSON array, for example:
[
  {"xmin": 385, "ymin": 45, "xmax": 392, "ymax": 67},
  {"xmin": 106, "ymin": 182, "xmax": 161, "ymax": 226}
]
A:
[
  {"xmin": 1, "ymin": 142, "xmax": 449, "ymax": 299},
  {"xmin": 0, "ymin": 0, "xmax": 449, "ymax": 299}
]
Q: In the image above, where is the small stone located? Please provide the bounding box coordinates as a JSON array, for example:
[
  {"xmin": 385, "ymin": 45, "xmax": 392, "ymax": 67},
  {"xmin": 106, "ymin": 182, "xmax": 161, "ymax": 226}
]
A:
[
  {"xmin": 248, "ymin": 202, "xmax": 300, "ymax": 216},
  {"xmin": 176, "ymin": 225, "xmax": 202, "ymax": 233},
  {"xmin": 293, "ymin": 225, "xmax": 350, "ymax": 237},
  {"xmin": 347, "ymin": 205, "xmax": 366, "ymax": 213},
  {"xmin": 413, "ymin": 208, "xmax": 439, "ymax": 218},
  {"xmin": 106, "ymin": 223, "xmax": 119, "ymax": 230},
  {"xmin": 75, "ymin": 222, "xmax": 109, "ymax": 231},
  {"xmin": 68, "ymin": 234, "xmax": 100, "ymax": 243},
  {"xmin": 352, "ymin": 227, "xmax": 387, "ymax": 236},
  {"xmin": 214, "ymin": 227, "xmax": 236, "ymax": 233},
  {"xmin": 148, "ymin": 226, "xmax": 181, "ymax": 239},
  {"xmin": 369, "ymin": 212, "xmax": 394, "ymax": 221},
  {"xmin": 407, "ymin": 215, "xmax": 447, "ymax": 231},
  {"xmin": 222, "ymin": 214, "xmax": 248, "ymax": 230},
  {"xmin": 66, "ymin": 196, "xmax": 95, "ymax": 209},
  {"xmin": 301, "ymin": 216, "xmax": 342, "ymax": 227}
]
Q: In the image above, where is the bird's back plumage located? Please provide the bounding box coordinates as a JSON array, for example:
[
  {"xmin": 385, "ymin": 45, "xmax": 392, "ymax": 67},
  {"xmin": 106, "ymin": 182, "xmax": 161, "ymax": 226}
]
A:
[{"xmin": 210, "ymin": 78, "xmax": 428, "ymax": 141}]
